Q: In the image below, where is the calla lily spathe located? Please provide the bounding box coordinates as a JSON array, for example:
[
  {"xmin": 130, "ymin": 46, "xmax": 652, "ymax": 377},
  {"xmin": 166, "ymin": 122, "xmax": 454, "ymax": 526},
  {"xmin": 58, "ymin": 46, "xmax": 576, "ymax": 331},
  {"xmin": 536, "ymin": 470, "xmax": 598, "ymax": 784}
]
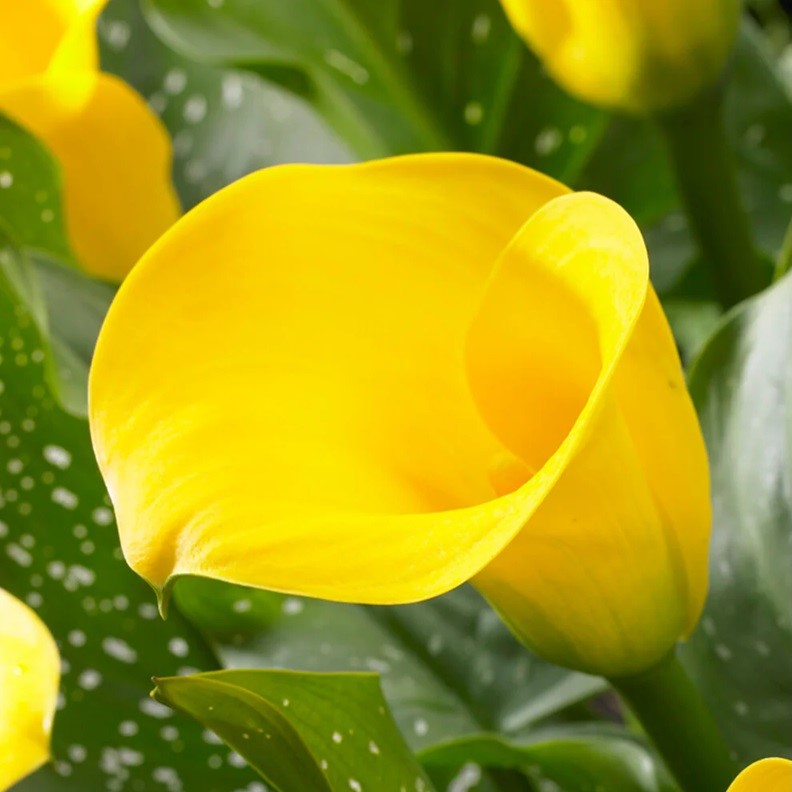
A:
[
  {"xmin": 727, "ymin": 758, "xmax": 792, "ymax": 791},
  {"xmin": 0, "ymin": 587, "xmax": 60, "ymax": 792},
  {"xmin": 0, "ymin": 0, "xmax": 179, "ymax": 280},
  {"xmin": 498, "ymin": 0, "xmax": 741, "ymax": 113},
  {"xmin": 89, "ymin": 153, "xmax": 710, "ymax": 677}
]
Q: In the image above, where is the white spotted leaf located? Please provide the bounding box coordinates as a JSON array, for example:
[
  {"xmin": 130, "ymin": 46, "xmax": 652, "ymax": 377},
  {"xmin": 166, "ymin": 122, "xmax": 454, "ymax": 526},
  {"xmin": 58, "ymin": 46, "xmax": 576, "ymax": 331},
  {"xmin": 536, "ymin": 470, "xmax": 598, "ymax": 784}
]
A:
[
  {"xmin": 679, "ymin": 269, "xmax": 792, "ymax": 763},
  {"xmin": 0, "ymin": 246, "xmax": 259, "ymax": 791},
  {"xmin": 153, "ymin": 670, "xmax": 435, "ymax": 792},
  {"xmin": 140, "ymin": 0, "xmax": 605, "ymax": 175},
  {"xmin": 172, "ymin": 580, "xmax": 605, "ymax": 755},
  {"xmin": 100, "ymin": 0, "xmax": 352, "ymax": 210}
]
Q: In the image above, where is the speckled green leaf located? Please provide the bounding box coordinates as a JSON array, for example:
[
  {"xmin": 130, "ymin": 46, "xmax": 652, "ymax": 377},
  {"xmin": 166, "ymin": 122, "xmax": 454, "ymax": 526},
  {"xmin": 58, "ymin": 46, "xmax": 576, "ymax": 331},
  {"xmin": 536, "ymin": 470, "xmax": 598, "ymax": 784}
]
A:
[
  {"xmin": 143, "ymin": 0, "xmax": 449, "ymax": 157},
  {"xmin": 140, "ymin": 0, "xmax": 604, "ymax": 177},
  {"xmin": 422, "ymin": 731, "xmax": 677, "ymax": 792},
  {"xmin": 0, "ymin": 115, "xmax": 73, "ymax": 264},
  {"xmin": 99, "ymin": 0, "xmax": 352, "ymax": 210},
  {"xmin": 0, "ymin": 246, "xmax": 258, "ymax": 791},
  {"xmin": 390, "ymin": 0, "xmax": 607, "ymax": 181},
  {"xmin": 679, "ymin": 270, "xmax": 792, "ymax": 763},
  {"xmin": 173, "ymin": 580, "xmax": 605, "ymax": 754},
  {"xmin": 153, "ymin": 670, "xmax": 435, "ymax": 792}
]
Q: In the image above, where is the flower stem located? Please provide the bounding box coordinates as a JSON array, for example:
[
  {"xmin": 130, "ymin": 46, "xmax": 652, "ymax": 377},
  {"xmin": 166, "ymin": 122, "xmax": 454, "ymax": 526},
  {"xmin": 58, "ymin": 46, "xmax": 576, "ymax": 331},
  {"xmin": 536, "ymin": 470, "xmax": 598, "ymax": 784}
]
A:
[
  {"xmin": 775, "ymin": 217, "xmax": 792, "ymax": 281},
  {"xmin": 656, "ymin": 85, "xmax": 767, "ymax": 308},
  {"xmin": 611, "ymin": 652, "xmax": 737, "ymax": 792}
]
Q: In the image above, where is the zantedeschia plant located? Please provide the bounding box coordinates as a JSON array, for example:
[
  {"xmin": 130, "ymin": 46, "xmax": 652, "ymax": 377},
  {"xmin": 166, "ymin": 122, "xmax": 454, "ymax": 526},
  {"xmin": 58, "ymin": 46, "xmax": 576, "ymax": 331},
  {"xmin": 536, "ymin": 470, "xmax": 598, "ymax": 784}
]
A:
[{"xmin": 1, "ymin": 1, "xmax": 789, "ymax": 791}]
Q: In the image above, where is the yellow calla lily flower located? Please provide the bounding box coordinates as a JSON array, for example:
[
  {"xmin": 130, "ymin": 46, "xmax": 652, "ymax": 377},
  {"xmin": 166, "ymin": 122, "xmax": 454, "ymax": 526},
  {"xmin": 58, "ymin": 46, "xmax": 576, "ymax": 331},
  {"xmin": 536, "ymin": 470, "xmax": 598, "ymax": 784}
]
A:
[
  {"xmin": 727, "ymin": 758, "xmax": 792, "ymax": 791},
  {"xmin": 0, "ymin": 587, "xmax": 60, "ymax": 791},
  {"xmin": 89, "ymin": 153, "xmax": 710, "ymax": 677},
  {"xmin": 498, "ymin": 0, "xmax": 741, "ymax": 113},
  {"xmin": 0, "ymin": 0, "xmax": 179, "ymax": 280}
]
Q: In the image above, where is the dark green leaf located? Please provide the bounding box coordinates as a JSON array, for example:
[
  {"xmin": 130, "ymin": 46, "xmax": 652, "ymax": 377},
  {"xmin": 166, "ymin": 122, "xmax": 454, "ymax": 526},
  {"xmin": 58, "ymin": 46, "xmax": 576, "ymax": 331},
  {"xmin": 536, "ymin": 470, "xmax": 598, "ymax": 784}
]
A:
[
  {"xmin": 153, "ymin": 670, "xmax": 435, "ymax": 792},
  {"xmin": 680, "ymin": 270, "xmax": 792, "ymax": 762},
  {"xmin": 0, "ymin": 248, "xmax": 258, "ymax": 791},
  {"xmin": 174, "ymin": 580, "xmax": 604, "ymax": 753},
  {"xmin": 394, "ymin": 0, "xmax": 606, "ymax": 180}
]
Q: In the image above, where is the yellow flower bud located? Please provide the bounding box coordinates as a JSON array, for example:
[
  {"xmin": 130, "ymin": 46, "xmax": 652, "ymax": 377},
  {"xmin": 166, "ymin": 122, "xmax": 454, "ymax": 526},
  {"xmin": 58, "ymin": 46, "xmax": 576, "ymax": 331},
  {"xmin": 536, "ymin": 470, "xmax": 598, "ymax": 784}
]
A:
[
  {"xmin": 89, "ymin": 154, "xmax": 710, "ymax": 677},
  {"xmin": 0, "ymin": 0, "xmax": 179, "ymax": 280},
  {"xmin": 498, "ymin": 0, "xmax": 742, "ymax": 112},
  {"xmin": 0, "ymin": 588, "xmax": 60, "ymax": 792},
  {"xmin": 727, "ymin": 759, "xmax": 792, "ymax": 792}
]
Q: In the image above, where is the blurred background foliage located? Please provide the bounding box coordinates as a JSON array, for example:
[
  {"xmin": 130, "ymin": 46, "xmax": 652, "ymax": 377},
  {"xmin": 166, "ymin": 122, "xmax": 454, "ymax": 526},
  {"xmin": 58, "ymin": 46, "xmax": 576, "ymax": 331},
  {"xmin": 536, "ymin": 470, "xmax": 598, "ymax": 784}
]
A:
[{"xmin": 1, "ymin": 1, "xmax": 791, "ymax": 790}]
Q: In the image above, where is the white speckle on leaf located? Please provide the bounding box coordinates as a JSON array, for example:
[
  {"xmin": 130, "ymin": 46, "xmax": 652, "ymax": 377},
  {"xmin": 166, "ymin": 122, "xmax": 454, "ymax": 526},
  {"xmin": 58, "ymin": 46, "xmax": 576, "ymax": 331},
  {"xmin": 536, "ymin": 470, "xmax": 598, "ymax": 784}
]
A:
[
  {"xmin": 715, "ymin": 644, "xmax": 732, "ymax": 661},
  {"xmin": 140, "ymin": 698, "xmax": 173, "ymax": 720},
  {"xmin": 323, "ymin": 49, "xmax": 369, "ymax": 85},
  {"xmin": 78, "ymin": 669, "xmax": 102, "ymax": 690},
  {"xmin": 52, "ymin": 487, "xmax": 78, "ymax": 509},
  {"xmin": 43, "ymin": 445, "xmax": 71, "ymax": 468},
  {"xmin": 471, "ymin": 14, "xmax": 491, "ymax": 43},
  {"xmin": 535, "ymin": 127, "xmax": 563, "ymax": 156},
  {"xmin": 282, "ymin": 597, "xmax": 303, "ymax": 615},
  {"xmin": 103, "ymin": 637, "xmax": 138, "ymax": 664},
  {"xmin": 183, "ymin": 95, "xmax": 208, "ymax": 124},
  {"xmin": 164, "ymin": 68, "xmax": 188, "ymax": 95},
  {"xmin": 464, "ymin": 102, "xmax": 483, "ymax": 126},
  {"xmin": 448, "ymin": 763, "xmax": 482, "ymax": 792},
  {"xmin": 168, "ymin": 637, "xmax": 190, "ymax": 658},
  {"xmin": 222, "ymin": 75, "xmax": 244, "ymax": 109},
  {"xmin": 68, "ymin": 630, "xmax": 86, "ymax": 647}
]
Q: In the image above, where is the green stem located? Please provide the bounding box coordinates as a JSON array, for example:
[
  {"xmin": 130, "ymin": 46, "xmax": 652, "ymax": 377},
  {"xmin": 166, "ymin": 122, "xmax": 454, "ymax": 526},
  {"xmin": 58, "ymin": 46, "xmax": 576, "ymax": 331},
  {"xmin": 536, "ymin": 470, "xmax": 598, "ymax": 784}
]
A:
[
  {"xmin": 611, "ymin": 652, "xmax": 737, "ymax": 792},
  {"xmin": 656, "ymin": 86, "xmax": 766, "ymax": 308},
  {"xmin": 774, "ymin": 216, "xmax": 792, "ymax": 281}
]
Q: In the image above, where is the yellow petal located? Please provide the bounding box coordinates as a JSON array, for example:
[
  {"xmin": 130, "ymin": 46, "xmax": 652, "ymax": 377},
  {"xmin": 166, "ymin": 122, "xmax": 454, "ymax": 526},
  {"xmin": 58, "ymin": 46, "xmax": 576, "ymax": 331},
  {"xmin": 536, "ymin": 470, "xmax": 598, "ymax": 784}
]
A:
[
  {"xmin": 89, "ymin": 154, "xmax": 570, "ymax": 604},
  {"xmin": 0, "ymin": 588, "xmax": 60, "ymax": 791},
  {"xmin": 0, "ymin": 0, "xmax": 106, "ymax": 86},
  {"xmin": 467, "ymin": 192, "xmax": 708, "ymax": 675},
  {"xmin": 727, "ymin": 759, "xmax": 792, "ymax": 792},
  {"xmin": 499, "ymin": 0, "xmax": 741, "ymax": 112},
  {"xmin": 0, "ymin": 71, "xmax": 180, "ymax": 280},
  {"xmin": 48, "ymin": 0, "xmax": 109, "ymax": 74},
  {"xmin": 611, "ymin": 288, "xmax": 711, "ymax": 637}
]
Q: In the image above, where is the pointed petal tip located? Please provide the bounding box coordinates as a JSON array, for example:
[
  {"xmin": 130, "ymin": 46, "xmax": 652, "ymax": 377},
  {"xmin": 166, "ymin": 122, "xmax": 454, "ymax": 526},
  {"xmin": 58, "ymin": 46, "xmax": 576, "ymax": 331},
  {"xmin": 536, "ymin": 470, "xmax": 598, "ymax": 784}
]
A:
[{"xmin": 155, "ymin": 580, "xmax": 173, "ymax": 620}]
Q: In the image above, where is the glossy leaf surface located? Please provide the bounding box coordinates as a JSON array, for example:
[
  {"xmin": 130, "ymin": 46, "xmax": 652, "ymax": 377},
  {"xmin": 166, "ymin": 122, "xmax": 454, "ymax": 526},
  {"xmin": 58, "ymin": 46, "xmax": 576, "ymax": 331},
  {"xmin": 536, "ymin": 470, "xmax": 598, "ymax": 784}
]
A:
[
  {"xmin": 0, "ymin": 245, "xmax": 258, "ymax": 791},
  {"xmin": 153, "ymin": 670, "xmax": 434, "ymax": 792},
  {"xmin": 142, "ymin": 0, "xmax": 605, "ymax": 177},
  {"xmin": 681, "ymin": 270, "xmax": 792, "ymax": 763},
  {"xmin": 175, "ymin": 580, "xmax": 604, "ymax": 752},
  {"xmin": 422, "ymin": 731, "xmax": 676, "ymax": 792}
]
